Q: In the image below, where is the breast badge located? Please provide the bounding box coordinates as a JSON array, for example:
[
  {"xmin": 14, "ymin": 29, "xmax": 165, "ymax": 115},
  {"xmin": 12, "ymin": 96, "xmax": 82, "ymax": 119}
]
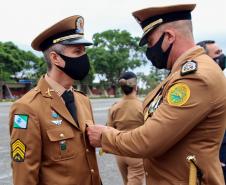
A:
[
  {"xmin": 51, "ymin": 120, "xmax": 62, "ymax": 125},
  {"xmin": 167, "ymin": 83, "xmax": 190, "ymax": 106},
  {"xmin": 51, "ymin": 110, "xmax": 60, "ymax": 118},
  {"xmin": 11, "ymin": 139, "xmax": 26, "ymax": 162},
  {"xmin": 144, "ymin": 92, "xmax": 163, "ymax": 121},
  {"xmin": 51, "ymin": 110, "xmax": 62, "ymax": 125},
  {"xmin": 59, "ymin": 140, "xmax": 67, "ymax": 151}
]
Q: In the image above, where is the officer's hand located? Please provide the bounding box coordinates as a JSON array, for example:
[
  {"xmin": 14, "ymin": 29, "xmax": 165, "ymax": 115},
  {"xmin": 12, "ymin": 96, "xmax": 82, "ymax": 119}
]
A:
[{"xmin": 87, "ymin": 125, "xmax": 108, "ymax": 147}]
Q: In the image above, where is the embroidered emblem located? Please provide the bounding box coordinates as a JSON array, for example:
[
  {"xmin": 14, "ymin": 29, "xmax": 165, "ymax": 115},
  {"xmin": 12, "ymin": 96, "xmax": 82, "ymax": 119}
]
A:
[
  {"xmin": 13, "ymin": 114, "xmax": 29, "ymax": 129},
  {"xmin": 51, "ymin": 120, "xmax": 62, "ymax": 126},
  {"xmin": 167, "ymin": 83, "xmax": 190, "ymax": 106},
  {"xmin": 181, "ymin": 60, "xmax": 197, "ymax": 76},
  {"xmin": 11, "ymin": 139, "xmax": 26, "ymax": 162}
]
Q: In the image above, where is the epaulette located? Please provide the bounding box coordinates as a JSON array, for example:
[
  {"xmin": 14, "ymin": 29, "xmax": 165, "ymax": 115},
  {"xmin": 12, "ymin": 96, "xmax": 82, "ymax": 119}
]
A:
[
  {"xmin": 181, "ymin": 60, "xmax": 197, "ymax": 76},
  {"xmin": 74, "ymin": 89, "xmax": 87, "ymax": 96},
  {"xmin": 20, "ymin": 87, "xmax": 41, "ymax": 104}
]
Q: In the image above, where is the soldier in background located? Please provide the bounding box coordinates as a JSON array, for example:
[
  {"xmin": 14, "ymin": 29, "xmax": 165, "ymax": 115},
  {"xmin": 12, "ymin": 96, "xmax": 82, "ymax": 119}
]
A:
[
  {"xmin": 197, "ymin": 40, "xmax": 226, "ymax": 70},
  {"xmin": 107, "ymin": 71, "xmax": 144, "ymax": 185}
]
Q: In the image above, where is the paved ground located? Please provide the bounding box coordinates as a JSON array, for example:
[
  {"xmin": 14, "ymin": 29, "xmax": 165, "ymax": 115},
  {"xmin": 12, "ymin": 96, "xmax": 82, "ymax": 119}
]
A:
[{"xmin": 0, "ymin": 98, "xmax": 125, "ymax": 185}]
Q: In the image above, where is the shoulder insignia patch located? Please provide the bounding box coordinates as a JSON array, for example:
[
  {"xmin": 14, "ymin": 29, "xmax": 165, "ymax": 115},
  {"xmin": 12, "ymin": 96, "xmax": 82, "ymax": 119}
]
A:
[
  {"xmin": 11, "ymin": 139, "xmax": 26, "ymax": 162},
  {"xmin": 181, "ymin": 60, "xmax": 197, "ymax": 76},
  {"xmin": 13, "ymin": 114, "xmax": 29, "ymax": 129},
  {"xmin": 167, "ymin": 83, "xmax": 190, "ymax": 106}
]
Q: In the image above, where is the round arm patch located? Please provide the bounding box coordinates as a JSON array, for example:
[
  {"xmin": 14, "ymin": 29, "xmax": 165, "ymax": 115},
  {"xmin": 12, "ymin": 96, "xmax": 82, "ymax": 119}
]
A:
[{"xmin": 167, "ymin": 83, "xmax": 190, "ymax": 106}]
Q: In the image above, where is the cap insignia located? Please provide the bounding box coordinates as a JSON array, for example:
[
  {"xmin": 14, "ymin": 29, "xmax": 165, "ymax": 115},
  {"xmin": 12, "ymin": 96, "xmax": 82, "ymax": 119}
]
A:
[{"xmin": 75, "ymin": 17, "xmax": 84, "ymax": 34}]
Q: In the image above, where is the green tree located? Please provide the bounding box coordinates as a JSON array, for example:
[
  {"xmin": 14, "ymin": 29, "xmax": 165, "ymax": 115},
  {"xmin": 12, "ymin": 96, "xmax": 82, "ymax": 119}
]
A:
[
  {"xmin": 87, "ymin": 29, "xmax": 147, "ymax": 93},
  {"xmin": 0, "ymin": 41, "xmax": 44, "ymax": 82},
  {"xmin": 34, "ymin": 56, "xmax": 47, "ymax": 79},
  {"xmin": 137, "ymin": 67, "xmax": 169, "ymax": 95}
]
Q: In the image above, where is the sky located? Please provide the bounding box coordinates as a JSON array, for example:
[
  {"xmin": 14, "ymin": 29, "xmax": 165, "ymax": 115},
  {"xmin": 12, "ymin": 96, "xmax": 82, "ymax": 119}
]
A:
[{"xmin": 0, "ymin": 0, "xmax": 225, "ymax": 74}]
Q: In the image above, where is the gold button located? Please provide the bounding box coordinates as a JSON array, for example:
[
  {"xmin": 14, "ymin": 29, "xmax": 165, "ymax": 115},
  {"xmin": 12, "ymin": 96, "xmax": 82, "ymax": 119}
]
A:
[
  {"xmin": 86, "ymin": 149, "xmax": 89, "ymax": 152},
  {"xmin": 91, "ymin": 169, "xmax": 95, "ymax": 173},
  {"xmin": 60, "ymin": 133, "xmax": 64, "ymax": 138},
  {"xmin": 145, "ymin": 172, "xmax": 148, "ymax": 176}
]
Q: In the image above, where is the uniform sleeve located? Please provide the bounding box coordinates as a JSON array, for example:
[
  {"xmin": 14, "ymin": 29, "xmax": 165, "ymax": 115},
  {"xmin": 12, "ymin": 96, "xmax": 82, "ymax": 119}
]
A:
[
  {"xmin": 106, "ymin": 108, "xmax": 114, "ymax": 127},
  {"xmin": 9, "ymin": 102, "xmax": 41, "ymax": 185},
  {"xmin": 88, "ymin": 98, "xmax": 95, "ymax": 124},
  {"xmin": 102, "ymin": 77, "xmax": 212, "ymax": 158}
]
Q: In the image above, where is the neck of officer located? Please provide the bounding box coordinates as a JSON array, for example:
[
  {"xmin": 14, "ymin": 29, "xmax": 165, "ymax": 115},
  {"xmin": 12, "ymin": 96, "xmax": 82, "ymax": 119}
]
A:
[
  {"xmin": 168, "ymin": 39, "xmax": 196, "ymax": 69},
  {"xmin": 125, "ymin": 89, "xmax": 137, "ymax": 99},
  {"xmin": 47, "ymin": 67, "xmax": 73, "ymax": 89}
]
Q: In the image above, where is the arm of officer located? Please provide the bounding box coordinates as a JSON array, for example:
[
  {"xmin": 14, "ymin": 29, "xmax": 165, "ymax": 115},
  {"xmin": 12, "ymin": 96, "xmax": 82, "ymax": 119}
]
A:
[
  {"xmin": 101, "ymin": 77, "xmax": 212, "ymax": 157},
  {"xmin": 9, "ymin": 102, "xmax": 41, "ymax": 185},
  {"xmin": 106, "ymin": 108, "xmax": 114, "ymax": 127}
]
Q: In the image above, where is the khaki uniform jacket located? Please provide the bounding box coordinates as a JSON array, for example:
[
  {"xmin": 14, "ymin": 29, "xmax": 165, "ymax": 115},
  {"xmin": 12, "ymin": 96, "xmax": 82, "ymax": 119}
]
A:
[
  {"xmin": 9, "ymin": 76, "xmax": 101, "ymax": 185},
  {"xmin": 101, "ymin": 46, "xmax": 226, "ymax": 185},
  {"xmin": 107, "ymin": 96, "xmax": 144, "ymax": 131}
]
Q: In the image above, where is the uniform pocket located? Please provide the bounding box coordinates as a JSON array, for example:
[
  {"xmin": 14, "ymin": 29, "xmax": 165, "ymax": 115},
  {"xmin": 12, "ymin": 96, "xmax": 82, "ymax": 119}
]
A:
[{"xmin": 46, "ymin": 126, "xmax": 78, "ymax": 161}]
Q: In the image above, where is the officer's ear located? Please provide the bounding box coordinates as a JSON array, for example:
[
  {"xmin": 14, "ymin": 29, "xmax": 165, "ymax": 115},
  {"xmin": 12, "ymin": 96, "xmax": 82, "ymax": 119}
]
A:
[
  {"xmin": 164, "ymin": 29, "xmax": 176, "ymax": 44},
  {"xmin": 49, "ymin": 51, "xmax": 65, "ymax": 68},
  {"xmin": 162, "ymin": 29, "xmax": 175, "ymax": 52}
]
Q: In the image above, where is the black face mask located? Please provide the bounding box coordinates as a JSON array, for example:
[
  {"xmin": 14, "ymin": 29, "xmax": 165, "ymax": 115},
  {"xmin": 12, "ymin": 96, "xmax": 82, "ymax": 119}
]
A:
[
  {"xmin": 213, "ymin": 54, "xmax": 226, "ymax": 70},
  {"xmin": 56, "ymin": 53, "xmax": 90, "ymax": 80},
  {"xmin": 145, "ymin": 33, "xmax": 173, "ymax": 69}
]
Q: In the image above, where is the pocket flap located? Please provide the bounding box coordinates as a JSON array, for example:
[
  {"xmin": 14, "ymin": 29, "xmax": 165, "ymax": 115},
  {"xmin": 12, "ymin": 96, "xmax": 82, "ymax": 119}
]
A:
[{"xmin": 47, "ymin": 127, "xmax": 74, "ymax": 142}]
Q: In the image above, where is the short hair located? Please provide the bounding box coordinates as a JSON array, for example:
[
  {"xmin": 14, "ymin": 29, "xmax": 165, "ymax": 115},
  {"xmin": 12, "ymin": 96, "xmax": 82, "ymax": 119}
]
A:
[
  {"xmin": 158, "ymin": 20, "xmax": 194, "ymax": 40},
  {"xmin": 43, "ymin": 44, "xmax": 65, "ymax": 71},
  {"xmin": 197, "ymin": 40, "xmax": 215, "ymax": 53}
]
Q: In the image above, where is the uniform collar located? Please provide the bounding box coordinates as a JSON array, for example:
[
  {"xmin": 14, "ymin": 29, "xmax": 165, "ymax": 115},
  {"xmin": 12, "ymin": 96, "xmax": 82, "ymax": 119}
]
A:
[
  {"xmin": 45, "ymin": 74, "xmax": 73, "ymax": 96},
  {"xmin": 37, "ymin": 76, "xmax": 79, "ymax": 129},
  {"xmin": 171, "ymin": 46, "xmax": 205, "ymax": 73}
]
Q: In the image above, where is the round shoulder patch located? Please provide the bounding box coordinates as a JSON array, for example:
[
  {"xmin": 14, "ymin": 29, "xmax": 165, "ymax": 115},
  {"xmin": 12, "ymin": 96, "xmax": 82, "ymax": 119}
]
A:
[{"xmin": 167, "ymin": 83, "xmax": 190, "ymax": 106}]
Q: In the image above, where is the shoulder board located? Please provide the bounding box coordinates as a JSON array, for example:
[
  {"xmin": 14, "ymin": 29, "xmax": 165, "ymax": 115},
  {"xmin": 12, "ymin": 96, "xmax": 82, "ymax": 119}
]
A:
[
  {"xmin": 74, "ymin": 89, "xmax": 87, "ymax": 96},
  {"xmin": 19, "ymin": 86, "xmax": 41, "ymax": 104},
  {"xmin": 181, "ymin": 60, "xmax": 197, "ymax": 76}
]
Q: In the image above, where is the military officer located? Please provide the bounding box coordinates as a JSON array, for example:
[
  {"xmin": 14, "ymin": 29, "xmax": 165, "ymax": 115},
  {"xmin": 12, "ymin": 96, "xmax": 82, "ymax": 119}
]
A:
[
  {"xmin": 87, "ymin": 4, "xmax": 226, "ymax": 185},
  {"xmin": 9, "ymin": 15, "xmax": 101, "ymax": 185},
  {"xmin": 107, "ymin": 71, "xmax": 144, "ymax": 185}
]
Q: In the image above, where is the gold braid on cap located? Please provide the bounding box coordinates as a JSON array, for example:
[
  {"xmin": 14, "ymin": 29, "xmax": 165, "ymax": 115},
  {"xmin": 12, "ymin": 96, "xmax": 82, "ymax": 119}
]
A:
[
  {"xmin": 53, "ymin": 34, "xmax": 83, "ymax": 44},
  {"xmin": 119, "ymin": 78, "xmax": 137, "ymax": 87}
]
